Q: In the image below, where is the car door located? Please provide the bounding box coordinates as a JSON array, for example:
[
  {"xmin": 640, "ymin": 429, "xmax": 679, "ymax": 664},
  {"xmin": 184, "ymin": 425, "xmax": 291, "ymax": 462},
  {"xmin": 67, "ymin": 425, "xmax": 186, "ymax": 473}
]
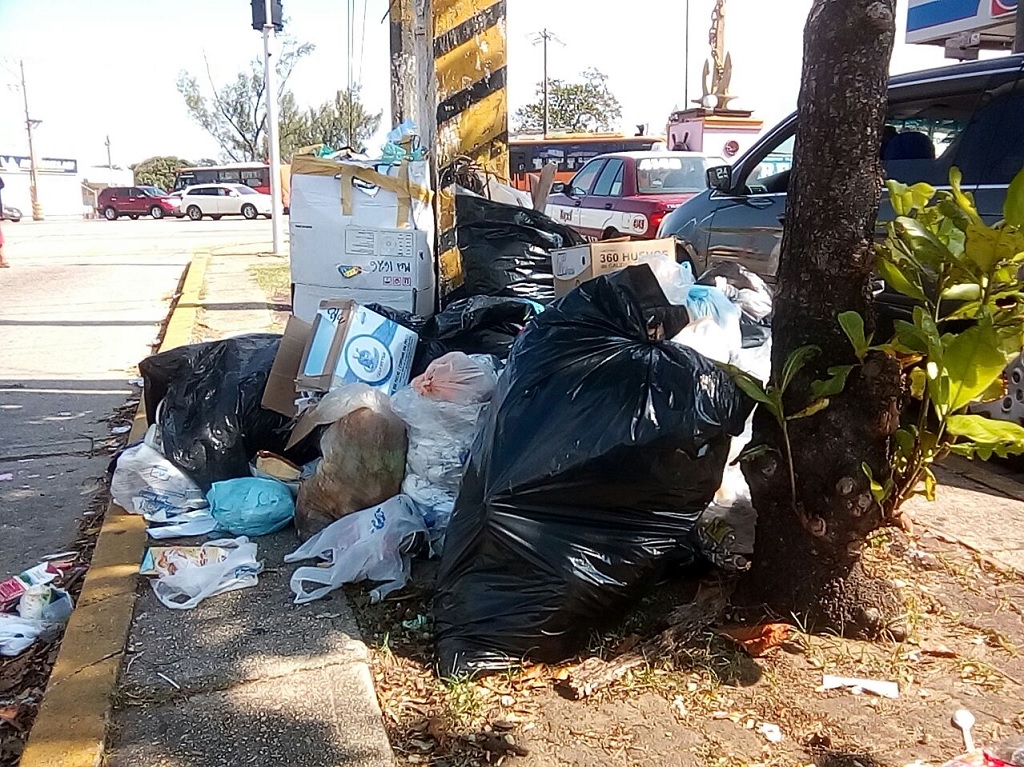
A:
[
  {"xmin": 703, "ymin": 131, "xmax": 795, "ymax": 281},
  {"xmin": 545, "ymin": 159, "xmax": 605, "ymax": 237},
  {"xmin": 579, "ymin": 158, "xmax": 627, "ymax": 239},
  {"xmin": 218, "ymin": 186, "xmax": 241, "ymax": 215},
  {"xmin": 127, "ymin": 187, "xmax": 149, "ymax": 215}
]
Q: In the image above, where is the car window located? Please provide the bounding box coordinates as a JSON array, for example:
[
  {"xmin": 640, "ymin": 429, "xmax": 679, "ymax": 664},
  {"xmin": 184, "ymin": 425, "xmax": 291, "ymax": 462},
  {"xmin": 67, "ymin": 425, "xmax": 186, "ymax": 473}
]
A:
[
  {"xmin": 235, "ymin": 186, "xmax": 258, "ymax": 195},
  {"xmin": 946, "ymin": 88, "xmax": 1024, "ymax": 186},
  {"xmin": 592, "ymin": 159, "xmax": 625, "ymax": 196},
  {"xmin": 569, "ymin": 159, "xmax": 605, "ymax": 196},
  {"xmin": 217, "ymin": 187, "xmax": 233, "ymax": 196},
  {"xmin": 745, "ymin": 134, "xmax": 795, "ymax": 194},
  {"xmin": 637, "ymin": 156, "xmax": 709, "ymax": 194}
]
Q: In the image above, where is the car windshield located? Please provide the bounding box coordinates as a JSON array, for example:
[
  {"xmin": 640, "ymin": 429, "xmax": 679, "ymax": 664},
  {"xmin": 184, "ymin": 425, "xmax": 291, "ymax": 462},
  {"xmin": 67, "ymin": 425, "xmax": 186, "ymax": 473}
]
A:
[
  {"xmin": 140, "ymin": 186, "xmax": 167, "ymax": 196},
  {"xmin": 233, "ymin": 186, "xmax": 258, "ymax": 195},
  {"xmin": 636, "ymin": 156, "xmax": 709, "ymax": 194}
]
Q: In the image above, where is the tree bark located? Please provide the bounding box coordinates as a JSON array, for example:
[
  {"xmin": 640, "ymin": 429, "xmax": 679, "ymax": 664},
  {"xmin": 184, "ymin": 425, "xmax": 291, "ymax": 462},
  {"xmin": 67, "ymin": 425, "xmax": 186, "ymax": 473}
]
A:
[{"xmin": 739, "ymin": 0, "xmax": 905, "ymax": 639}]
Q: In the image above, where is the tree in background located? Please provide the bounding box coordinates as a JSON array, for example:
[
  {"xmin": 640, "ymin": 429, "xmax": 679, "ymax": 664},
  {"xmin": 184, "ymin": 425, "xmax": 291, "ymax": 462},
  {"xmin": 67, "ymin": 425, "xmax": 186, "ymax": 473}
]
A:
[
  {"xmin": 282, "ymin": 87, "xmax": 383, "ymax": 158},
  {"xmin": 739, "ymin": 0, "xmax": 903, "ymax": 637},
  {"xmin": 514, "ymin": 68, "xmax": 622, "ymax": 134},
  {"xmin": 130, "ymin": 156, "xmax": 192, "ymax": 191},
  {"xmin": 176, "ymin": 39, "xmax": 315, "ymax": 162}
]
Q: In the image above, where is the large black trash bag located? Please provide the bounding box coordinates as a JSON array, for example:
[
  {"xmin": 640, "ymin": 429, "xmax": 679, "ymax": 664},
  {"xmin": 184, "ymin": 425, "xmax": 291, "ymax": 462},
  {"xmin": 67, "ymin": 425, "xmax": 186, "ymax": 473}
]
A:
[
  {"xmin": 433, "ymin": 266, "xmax": 753, "ymax": 676},
  {"xmin": 447, "ymin": 192, "xmax": 584, "ymax": 307},
  {"xmin": 369, "ymin": 297, "xmax": 544, "ymax": 376},
  {"xmin": 139, "ymin": 334, "xmax": 309, "ymax": 491}
]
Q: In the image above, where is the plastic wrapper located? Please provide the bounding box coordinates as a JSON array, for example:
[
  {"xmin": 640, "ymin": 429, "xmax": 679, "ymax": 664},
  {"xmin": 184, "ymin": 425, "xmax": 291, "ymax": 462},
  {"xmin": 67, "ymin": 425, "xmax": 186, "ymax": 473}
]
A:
[
  {"xmin": 208, "ymin": 477, "xmax": 295, "ymax": 536},
  {"xmin": 392, "ymin": 354, "xmax": 498, "ymax": 554},
  {"xmin": 139, "ymin": 334, "xmax": 315, "ymax": 491},
  {"xmin": 697, "ymin": 262, "xmax": 773, "ymax": 349},
  {"xmin": 295, "ymin": 384, "xmax": 408, "ymax": 541},
  {"xmin": 449, "ymin": 192, "xmax": 584, "ymax": 307},
  {"xmin": 434, "ymin": 265, "xmax": 752, "ymax": 675},
  {"xmin": 285, "ymin": 495, "xmax": 427, "ymax": 604},
  {"xmin": 148, "ymin": 537, "xmax": 262, "ymax": 610}
]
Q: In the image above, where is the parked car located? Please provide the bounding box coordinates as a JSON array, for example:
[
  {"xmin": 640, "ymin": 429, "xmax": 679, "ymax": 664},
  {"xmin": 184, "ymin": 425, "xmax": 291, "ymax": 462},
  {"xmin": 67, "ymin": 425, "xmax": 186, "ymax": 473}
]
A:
[
  {"xmin": 545, "ymin": 151, "xmax": 725, "ymax": 241},
  {"xmin": 1, "ymin": 205, "xmax": 21, "ymax": 222},
  {"xmin": 179, "ymin": 184, "xmax": 273, "ymax": 221},
  {"xmin": 97, "ymin": 186, "xmax": 182, "ymax": 220},
  {"xmin": 658, "ymin": 53, "xmax": 1024, "ymax": 424}
]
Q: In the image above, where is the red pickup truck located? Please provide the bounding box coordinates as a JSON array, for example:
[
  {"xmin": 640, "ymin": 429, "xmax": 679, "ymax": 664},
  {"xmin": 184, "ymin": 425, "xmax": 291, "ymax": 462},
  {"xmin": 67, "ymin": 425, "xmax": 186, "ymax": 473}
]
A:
[{"xmin": 545, "ymin": 151, "xmax": 723, "ymax": 241}]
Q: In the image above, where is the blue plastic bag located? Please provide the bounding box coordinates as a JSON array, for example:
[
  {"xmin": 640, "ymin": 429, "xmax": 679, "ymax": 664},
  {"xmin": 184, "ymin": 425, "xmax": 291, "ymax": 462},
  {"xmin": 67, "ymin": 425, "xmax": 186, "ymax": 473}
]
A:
[
  {"xmin": 208, "ymin": 478, "xmax": 295, "ymax": 537},
  {"xmin": 684, "ymin": 284, "xmax": 741, "ymax": 328}
]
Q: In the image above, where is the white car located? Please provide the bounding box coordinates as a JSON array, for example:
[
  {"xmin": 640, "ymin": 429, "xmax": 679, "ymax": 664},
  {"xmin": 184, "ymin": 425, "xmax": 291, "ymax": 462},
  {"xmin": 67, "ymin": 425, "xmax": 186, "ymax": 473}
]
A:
[{"xmin": 180, "ymin": 184, "xmax": 273, "ymax": 221}]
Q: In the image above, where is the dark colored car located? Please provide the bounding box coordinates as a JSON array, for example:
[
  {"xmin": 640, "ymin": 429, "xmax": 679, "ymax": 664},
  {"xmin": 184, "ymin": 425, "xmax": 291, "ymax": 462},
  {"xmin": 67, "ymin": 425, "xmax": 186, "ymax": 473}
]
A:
[
  {"xmin": 545, "ymin": 151, "xmax": 723, "ymax": 241},
  {"xmin": 659, "ymin": 54, "xmax": 1024, "ymax": 424},
  {"xmin": 1, "ymin": 205, "xmax": 21, "ymax": 222},
  {"xmin": 97, "ymin": 186, "xmax": 183, "ymax": 220}
]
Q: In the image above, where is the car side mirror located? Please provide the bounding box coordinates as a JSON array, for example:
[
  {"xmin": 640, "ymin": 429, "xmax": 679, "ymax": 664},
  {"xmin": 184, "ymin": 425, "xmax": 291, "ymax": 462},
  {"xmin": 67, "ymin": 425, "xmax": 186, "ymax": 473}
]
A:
[
  {"xmin": 550, "ymin": 181, "xmax": 566, "ymax": 195},
  {"xmin": 706, "ymin": 165, "xmax": 732, "ymax": 192}
]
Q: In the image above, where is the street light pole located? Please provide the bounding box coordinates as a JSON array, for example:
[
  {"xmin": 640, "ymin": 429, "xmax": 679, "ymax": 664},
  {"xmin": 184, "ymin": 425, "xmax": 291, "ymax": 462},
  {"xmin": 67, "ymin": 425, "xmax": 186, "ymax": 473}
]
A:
[
  {"xmin": 105, "ymin": 135, "xmax": 113, "ymax": 185},
  {"xmin": 541, "ymin": 28, "xmax": 549, "ymax": 137},
  {"xmin": 263, "ymin": 0, "xmax": 283, "ymax": 255},
  {"xmin": 20, "ymin": 60, "xmax": 42, "ymax": 221},
  {"xmin": 684, "ymin": 0, "xmax": 690, "ymax": 107}
]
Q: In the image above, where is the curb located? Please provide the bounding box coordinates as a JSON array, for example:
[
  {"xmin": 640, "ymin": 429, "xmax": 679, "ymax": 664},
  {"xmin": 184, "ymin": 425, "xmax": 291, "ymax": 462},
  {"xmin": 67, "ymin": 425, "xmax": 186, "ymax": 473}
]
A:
[{"xmin": 18, "ymin": 254, "xmax": 211, "ymax": 767}]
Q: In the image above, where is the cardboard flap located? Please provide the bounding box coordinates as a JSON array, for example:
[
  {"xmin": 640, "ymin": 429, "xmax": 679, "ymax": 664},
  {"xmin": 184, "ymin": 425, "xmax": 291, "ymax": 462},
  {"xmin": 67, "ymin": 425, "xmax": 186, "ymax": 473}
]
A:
[{"xmin": 261, "ymin": 316, "xmax": 312, "ymax": 417}]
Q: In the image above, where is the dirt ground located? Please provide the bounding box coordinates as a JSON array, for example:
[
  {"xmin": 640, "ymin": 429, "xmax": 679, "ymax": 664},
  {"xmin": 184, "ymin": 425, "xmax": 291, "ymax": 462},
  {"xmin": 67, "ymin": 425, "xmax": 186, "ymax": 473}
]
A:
[{"xmin": 350, "ymin": 527, "xmax": 1024, "ymax": 767}]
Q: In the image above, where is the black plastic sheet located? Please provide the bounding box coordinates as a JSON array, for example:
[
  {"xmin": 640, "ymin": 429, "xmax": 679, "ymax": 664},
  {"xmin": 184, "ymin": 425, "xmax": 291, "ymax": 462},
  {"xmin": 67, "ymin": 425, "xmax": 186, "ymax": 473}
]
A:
[
  {"xmin": 139, "ymin": 334, "xmax": 310, "ymax": 491},
  {"xmin": 447, "ymin": 193, "xmax": 584, "ymax": 307},
  {"xmin": 434, "ymin": 266, "xmax": 753, "ymax": 675}
]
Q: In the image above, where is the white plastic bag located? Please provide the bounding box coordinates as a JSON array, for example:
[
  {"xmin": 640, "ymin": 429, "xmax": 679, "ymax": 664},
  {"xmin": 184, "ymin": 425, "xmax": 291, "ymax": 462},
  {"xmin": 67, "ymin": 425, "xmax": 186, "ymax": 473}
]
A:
[
  {"xmin": 672, "ymin": 317, "xmax": 735, "ymax": 365},
  {"xmin": 0, "ymin": 614, "xmax": 46, "ymax": 657},
  {"xmin": 648, "ymin": 255, "xmax": 696, "ymax": 306},
  {"xmin": 411, "ymin": 352, "xmax": 499, "ymax": 404},
  {"xmin": 285, "ymin": 496, "xmax": 427, "ymax": 604},
  {"xmin": 149, "ymin": 536, "xmax": 262, "ymax": 610},
  {"xmin": 111, "ymin": 440, "xmax": 207, "ymax": 516}
]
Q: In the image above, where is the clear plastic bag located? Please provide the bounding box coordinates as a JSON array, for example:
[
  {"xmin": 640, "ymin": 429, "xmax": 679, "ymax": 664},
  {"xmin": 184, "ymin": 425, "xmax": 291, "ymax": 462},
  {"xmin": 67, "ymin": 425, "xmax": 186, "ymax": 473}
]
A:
[
  {"xmin": 411, "ymin": 352, "xmax": 498, "ymax": 404},
  {"xmin": 295, "ymin": 384, "xmax": 408, "ymax": 541},
  {"xmin": 149, "ymin": 536, "xmax": 262, "ymax": 610},
  {"xmin": 111, "ymin": 439, "xmax": 208, "ymax": 516},
  {"xmin": 285, "ymin": 496, "xmax": 427, "ymax": 604}
]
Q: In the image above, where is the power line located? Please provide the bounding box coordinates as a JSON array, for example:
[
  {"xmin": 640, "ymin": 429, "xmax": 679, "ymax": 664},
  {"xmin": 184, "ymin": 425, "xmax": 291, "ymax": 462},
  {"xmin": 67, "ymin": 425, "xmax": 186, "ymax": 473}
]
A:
[{"xmin": 528, "ymin": 29, "xmax": 564, "ymax": 137}]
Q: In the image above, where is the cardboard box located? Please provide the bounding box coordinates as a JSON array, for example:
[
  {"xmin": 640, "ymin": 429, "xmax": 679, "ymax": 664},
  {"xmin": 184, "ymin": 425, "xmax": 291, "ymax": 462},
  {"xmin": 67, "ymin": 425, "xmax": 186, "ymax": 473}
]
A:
[
  {"xmin": 552, "ymin": 237, "xmax": 678, "ymax": 297},
  {"xmin": 261, "ymin": 300, "xmax": 419, "ymax": 450},
  {"xmin": 292, "ymin": 282, "xmax": 432, "ymax": 323}
]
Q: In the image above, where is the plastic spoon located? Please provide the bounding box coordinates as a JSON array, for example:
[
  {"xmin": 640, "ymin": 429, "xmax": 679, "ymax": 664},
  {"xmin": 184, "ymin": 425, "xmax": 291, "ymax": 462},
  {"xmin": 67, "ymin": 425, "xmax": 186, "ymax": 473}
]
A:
[{"xmin": 952, "ymin": 708, "xmax": 976, "ymax": 752}]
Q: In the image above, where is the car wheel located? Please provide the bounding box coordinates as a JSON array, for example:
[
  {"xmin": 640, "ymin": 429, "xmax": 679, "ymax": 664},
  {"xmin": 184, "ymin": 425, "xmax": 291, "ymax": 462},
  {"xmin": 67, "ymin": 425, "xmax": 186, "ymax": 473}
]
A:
[
  {"xmin": 150, "ymin": 206, "xmax": 164, "ymax": 220},
  {"xmin": 186, "ymin": 206, "xmax": 203, "ymax": 221},
  {"xmin": 211, "ymin": 215, "xmax": 223, "ymax": 221},
  {"xmin": 601, "ymin": 228, "xmax": 621, "ymax": 241},
  {"xmin": 241, "ymin": 204, "xmax": 258, "ymax": 220},
  {"xmin": 103, "ymin": 207, "xmax": 118, "ymax": 221},
  {"xmin": 129, "ymin": 214, "xmax": 139, "ymax": 220}
]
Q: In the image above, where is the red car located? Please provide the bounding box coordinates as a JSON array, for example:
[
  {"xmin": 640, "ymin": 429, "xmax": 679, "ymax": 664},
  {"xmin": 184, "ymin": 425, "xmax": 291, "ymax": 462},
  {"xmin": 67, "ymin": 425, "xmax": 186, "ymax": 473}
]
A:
[
  {"xmin": 97, "ymin": 186, "xmax": 183, "ymax": 220},
  {"xmin": 545, "ymin": 151, "xmax": 724, "ymax": 241}
]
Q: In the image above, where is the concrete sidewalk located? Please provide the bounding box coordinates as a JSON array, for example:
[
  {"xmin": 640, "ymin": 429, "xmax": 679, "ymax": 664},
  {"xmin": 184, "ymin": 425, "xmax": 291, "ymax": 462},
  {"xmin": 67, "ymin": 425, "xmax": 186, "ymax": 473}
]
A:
[{"xmin": 101, "ymin": 250, "xmax": 395, "ymax": 766}]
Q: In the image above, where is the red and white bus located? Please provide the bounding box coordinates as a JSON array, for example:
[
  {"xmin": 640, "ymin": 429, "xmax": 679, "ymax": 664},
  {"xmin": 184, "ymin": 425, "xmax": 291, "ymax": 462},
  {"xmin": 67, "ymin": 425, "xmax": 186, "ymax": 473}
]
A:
[
  {"xmin": 509, "ymin": 133, "xmax": 665, "ymax": 192},
  {"xmin": 173, "ymin": 163, "xmax": 271, "ymax": 194}
]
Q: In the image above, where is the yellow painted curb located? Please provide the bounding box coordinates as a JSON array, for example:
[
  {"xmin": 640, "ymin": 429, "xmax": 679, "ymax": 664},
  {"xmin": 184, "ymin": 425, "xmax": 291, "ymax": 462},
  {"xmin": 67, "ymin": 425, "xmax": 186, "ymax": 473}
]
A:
[{"xmin": 18, "ymin": 253, "xmax": 211, "ymax": 767}]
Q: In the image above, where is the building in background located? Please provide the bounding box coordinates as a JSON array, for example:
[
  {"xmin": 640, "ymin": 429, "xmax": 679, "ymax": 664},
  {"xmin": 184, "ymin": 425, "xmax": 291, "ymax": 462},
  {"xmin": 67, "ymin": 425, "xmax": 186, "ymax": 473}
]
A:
[
  {"xmin": 0, "ymin": 154, "xmax": 133, "ymax": 218},
  {"xmin": 907, "ymin": 0, "xmax": 1017, "ymax": 59}
]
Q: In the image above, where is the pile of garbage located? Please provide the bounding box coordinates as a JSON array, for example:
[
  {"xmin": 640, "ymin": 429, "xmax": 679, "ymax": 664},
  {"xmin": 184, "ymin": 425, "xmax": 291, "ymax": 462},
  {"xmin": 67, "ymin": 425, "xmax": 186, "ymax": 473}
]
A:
[
  {"xmin": 0, "ymin": 555, "xmax": 79, "ymax": 657},
  {"xmin": 105, "ymin": 129, "xmax": 776, "ymax": 674}
]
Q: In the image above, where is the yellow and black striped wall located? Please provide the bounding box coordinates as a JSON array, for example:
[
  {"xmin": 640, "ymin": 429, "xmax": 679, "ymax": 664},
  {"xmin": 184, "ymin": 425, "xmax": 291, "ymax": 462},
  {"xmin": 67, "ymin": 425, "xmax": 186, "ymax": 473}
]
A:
[{"xmin": 433, "ymin": 0, "xmax": 509, "ymax": 298}]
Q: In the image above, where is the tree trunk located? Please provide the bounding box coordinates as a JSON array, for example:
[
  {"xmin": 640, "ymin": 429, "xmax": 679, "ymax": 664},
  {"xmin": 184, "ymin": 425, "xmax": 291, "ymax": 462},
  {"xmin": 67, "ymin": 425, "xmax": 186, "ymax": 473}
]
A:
[{"xmin": 739, "ymin": 0, "xmax": 905, "ymax": 639}]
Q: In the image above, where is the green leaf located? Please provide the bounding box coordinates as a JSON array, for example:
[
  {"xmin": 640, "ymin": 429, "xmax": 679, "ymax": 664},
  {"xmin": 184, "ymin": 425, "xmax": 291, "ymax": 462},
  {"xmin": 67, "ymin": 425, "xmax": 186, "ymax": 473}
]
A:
[
  {"xmin": 1004, "ymin": 166, "xmax": 1024, "ymax": 227},
  {"xmin": 788, "ymin": 398, "xmax": 830, "ymax": 420},
  {"xmin": 894, "ymin": 320, "xmax": 929, "ymax": 354},
  {"xmin": 922, "ymin": 466, "xmax": 938, "ymax": 502},
  {"xmin": 878, "ymin": 255, "xmax": 928, "ymax": 303},
  {"xmin": 838, "ymin": 312, "xmax": 870, "ymax": 359},
  {"xmin": 780, "ymin": 345, "xmax": 820, "ymax": 393},
  {"xmin": 946, "ymin": 414, "xmax": 1024, "ymax": 458},
  {"xmin": 966, "ymin": 222, "xmax": 1006, "ymax": 273},
  {"xmin": 909, "ymin": 182, "xmax": 937, "ymax": 210},
  {"xmin": 941, "ymin": 283, "xmax": 983, "ymax": 301},
  {"xmin": 909, "ymin": 367, "xmax": 927, "ymax": 399},
  {"xmin": 718, "ymin": 363, "xmax": 773, "ymax": 407},
  {"xmin": 977, "ymin": 375, "xmax": 1007, "ymax": 404},
  {"xmin": 941, "ymin": 320, "xmax": 1008, "ymax": 413},
  {"xmin": 733, "ymin": 443, "xmax": 776, "ymax": 465},
  {"xmin": 949, "ymin": 167, "xmax": 982, "ymax": 226},
  {"xmin": 915, "ymin": 307, "xmax": 944, "ymax": 363},
  {"xmin": 894, "ymin": 427, "xmax": 916, "ymax": 457},
  {"xmin": 810, "ymin": 365, "xmax": 855, "ymax": 400},
  {"xmin": 861, "ymin": 462, "xmax": 890, "ymax": 504}
]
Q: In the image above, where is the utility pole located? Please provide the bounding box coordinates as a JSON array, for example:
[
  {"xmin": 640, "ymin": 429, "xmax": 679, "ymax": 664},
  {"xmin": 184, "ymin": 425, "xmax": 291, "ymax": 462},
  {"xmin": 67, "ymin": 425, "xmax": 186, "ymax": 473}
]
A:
[
  {"xmin": 105, "ymin": 135, "xmax": 113, "ymax": 185},
  {"xmin": 20, "ymin": 60, "xmax": 42, "ymax": 221},
  {"xmin": 531, "ymin": 29, "xmax": 561, "ymax": 137},
  {"xmin": 683, "ymin": 0, "xmax": 690, "ymax": 107},
  {"xmin": 262, "ymin": 0, "xmax": 283, "ymax": 255}
]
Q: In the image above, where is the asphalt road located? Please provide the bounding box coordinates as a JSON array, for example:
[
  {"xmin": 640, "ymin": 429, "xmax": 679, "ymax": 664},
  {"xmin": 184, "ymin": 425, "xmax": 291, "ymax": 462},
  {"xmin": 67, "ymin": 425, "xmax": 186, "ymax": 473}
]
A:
[{"xmin": 0, "ymin": 217, "xmax": 276, "ymax": 577}]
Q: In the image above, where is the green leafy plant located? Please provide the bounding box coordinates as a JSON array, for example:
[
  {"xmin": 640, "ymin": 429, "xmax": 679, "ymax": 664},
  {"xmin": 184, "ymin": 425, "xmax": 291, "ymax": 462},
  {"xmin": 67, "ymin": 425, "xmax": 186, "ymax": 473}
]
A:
[
  {"xmin": 722, "ymin": 347, "xmax": 844, "ymax": 509},
  {"xmin": 852, "ymin": 167, "xmax": 1024, "ymax": 512}
]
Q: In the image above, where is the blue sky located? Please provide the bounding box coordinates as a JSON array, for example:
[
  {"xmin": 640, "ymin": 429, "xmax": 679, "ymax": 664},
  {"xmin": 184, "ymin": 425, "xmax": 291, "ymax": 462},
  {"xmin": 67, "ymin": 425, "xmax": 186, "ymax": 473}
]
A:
[{"xmin": 0, "ymin": 0, "xmax": 967, "ymax": 168}]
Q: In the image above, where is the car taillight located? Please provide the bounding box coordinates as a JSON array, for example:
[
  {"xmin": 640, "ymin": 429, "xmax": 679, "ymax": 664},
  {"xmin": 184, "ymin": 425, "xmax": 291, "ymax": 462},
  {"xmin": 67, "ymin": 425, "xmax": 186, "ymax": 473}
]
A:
[{"xmin": 647, "ymin": 209, "xmax": 667, "ymax": 237}]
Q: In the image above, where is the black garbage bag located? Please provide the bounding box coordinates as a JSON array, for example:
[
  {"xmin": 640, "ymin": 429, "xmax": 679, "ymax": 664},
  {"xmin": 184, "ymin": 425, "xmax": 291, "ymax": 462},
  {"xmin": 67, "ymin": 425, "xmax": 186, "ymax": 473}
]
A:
[
  {"xmin": 433, "ymin": 265, "xmax": 752, "ymax": 676},
  {"xmin": 697, "ymin": 262, "xmax": 773, "ymax": 349},
  {"xmin": 448, "ymin": 193, "xmax": 584, "ymax": 307},
  {"xmin": 369, "ymin": 297, "xmax": 544, "ymax": 376},
  {"xmin": 139, "ymin": 334, "xmax": 309, "ymax": 491}
]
